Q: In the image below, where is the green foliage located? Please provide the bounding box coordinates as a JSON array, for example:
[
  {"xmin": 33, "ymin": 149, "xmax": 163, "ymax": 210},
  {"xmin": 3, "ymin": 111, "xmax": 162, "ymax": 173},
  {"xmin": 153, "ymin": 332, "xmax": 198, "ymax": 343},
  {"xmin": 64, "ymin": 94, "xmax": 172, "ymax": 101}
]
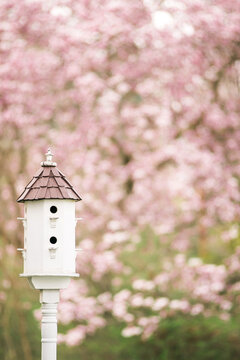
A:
[
  {"xmin": 0, "ymin": 304, "xmax": 40, "ymax": 360},
  {"xmin": 59, "ymin": 316, "xmax": 240, "ymax": 360},
  {"xmin": 2, "ymin": 306, "xmax": 240, "ymax": 360}
]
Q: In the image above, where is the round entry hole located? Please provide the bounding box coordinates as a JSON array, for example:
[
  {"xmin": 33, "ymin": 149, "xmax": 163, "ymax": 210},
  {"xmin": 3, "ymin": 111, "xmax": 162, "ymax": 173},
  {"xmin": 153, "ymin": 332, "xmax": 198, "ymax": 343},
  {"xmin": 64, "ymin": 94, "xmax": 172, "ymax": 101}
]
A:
[
  {"xmin": 50, "ymin": 236, "xmax": 57, "ymax": 244},
  {"xmin": 50, "ymin": 206, "xmax": 57, "ymax": 214}
]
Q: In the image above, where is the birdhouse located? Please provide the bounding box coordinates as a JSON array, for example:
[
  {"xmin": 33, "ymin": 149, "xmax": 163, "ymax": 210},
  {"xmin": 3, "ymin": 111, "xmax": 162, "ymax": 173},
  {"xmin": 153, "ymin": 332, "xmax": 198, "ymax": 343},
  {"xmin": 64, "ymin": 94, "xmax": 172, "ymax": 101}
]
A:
[{"xmin": 17, "ymin": 149, "xmax": 81, "ymax": 285}]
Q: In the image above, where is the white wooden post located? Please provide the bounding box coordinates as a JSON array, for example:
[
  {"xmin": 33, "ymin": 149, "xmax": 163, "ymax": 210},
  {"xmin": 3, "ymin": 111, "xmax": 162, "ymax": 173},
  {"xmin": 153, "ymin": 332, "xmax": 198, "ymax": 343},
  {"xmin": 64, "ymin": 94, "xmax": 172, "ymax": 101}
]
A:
[{"xmin": 40, "ymin": 290, "xmax": 59, "ymax": 360}]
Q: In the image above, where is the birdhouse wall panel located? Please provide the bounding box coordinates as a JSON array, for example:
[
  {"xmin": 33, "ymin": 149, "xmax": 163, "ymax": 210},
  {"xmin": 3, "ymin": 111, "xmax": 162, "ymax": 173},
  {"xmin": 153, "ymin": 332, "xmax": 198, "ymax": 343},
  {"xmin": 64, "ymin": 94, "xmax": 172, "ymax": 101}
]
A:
[
  {"xmin": 57, "ymin": 202, "xmax": 75, "ymax": 272},
  {"xmin": 22, "ymin": 199, "xmax": 77, "ymax": 276},
  {"xmin": 56, "ymin": 200, "xmax": 76, "ymax": 273},
  {"xmin": 62, "ymin": 224, "xmax": 76, "ymax": 272},
  {"xmin": 42, "ymin": 199, "xmax": 76, "ymax": 274},
  {"xmin": 24, "ymin": 201, "xmax": 45, "ymax": 274}
]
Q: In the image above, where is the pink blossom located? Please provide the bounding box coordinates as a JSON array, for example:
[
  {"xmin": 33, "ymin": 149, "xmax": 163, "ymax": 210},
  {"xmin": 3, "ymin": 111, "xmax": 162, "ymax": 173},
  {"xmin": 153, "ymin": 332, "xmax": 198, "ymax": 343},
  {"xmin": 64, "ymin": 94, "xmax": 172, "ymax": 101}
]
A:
[
  {"xmin": 64, "ymin": 326, "xmax": 86, "ymax": 346},
  {"xmin": 169, "ymin": 299, "xmax": 190, "ymax": 312},
  {"xmin": 132, "ymin": 279, "xmax": 155, "ymax": 291},
  {"xmin": 191, "ymin": 304, "xmax": 204, "ymax": 316},
  {"xmin": 152, "ymin": 297, "xmax": 169, "ymax": 311},
  {"xmin": 122, "ymin": 326, "xmax": 142, "ymax": 337},
  {"xmin": 130, "ymin": 294, "xmax": 145, "ymax": 307},
  {"xmin": 0, "ymin": 292, "xmax": 6, "ymax": 302}
]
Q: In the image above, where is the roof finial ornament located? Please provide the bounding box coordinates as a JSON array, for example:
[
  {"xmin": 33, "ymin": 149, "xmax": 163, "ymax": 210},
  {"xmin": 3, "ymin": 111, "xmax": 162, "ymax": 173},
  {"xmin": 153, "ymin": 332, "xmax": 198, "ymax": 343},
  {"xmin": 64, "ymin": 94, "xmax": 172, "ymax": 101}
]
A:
[{"xmin": 41, "ymin": 148, "xmax": 57, "ymax": 167}]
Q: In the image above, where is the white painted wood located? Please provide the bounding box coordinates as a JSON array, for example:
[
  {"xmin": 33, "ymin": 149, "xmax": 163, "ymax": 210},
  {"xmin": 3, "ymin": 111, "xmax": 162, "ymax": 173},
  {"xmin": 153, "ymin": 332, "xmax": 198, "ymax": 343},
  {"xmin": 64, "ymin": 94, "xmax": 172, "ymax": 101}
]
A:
[
  {"xmin": 41, "ymin": 148, "xmax": 57, "ymax": 167},
  {"xmin": 18, "ymin": 156, "xmax": 81, "ymax": 360},
  {"xmin": 24, "ymin": 275, "xmax": 74, "ymax": 289},
  {"xmin": 40, "ymin": 290, "xmax": 59, "ymax": 360},
  {"xmin": 22, "ymin": 199, "xmax": 77, "ymax": 276}
]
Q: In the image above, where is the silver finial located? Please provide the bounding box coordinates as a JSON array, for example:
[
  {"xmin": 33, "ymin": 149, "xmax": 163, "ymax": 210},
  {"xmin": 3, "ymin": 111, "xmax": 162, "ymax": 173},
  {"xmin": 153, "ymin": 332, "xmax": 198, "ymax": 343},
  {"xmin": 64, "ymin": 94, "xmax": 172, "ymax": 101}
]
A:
[{"xmin": 41, "ymin": 148, "xmax": 57, "ymax": 167}]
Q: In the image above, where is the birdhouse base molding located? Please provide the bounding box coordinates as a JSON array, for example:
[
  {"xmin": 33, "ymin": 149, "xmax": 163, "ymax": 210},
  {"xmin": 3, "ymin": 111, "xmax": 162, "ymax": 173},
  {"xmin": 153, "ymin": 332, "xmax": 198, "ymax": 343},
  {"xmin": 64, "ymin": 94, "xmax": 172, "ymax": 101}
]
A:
[{"xmin": 19, "ymin": 274, "xmax": 79, "ymax": 290}]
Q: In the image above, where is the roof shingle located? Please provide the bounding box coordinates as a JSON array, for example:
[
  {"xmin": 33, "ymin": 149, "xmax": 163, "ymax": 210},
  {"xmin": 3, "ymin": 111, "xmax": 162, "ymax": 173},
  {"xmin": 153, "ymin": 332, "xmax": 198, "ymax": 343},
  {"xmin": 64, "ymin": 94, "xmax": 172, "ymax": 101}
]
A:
[{"xmin": 17, "ymin": 166, "xmax": 81, "ymax": 202}]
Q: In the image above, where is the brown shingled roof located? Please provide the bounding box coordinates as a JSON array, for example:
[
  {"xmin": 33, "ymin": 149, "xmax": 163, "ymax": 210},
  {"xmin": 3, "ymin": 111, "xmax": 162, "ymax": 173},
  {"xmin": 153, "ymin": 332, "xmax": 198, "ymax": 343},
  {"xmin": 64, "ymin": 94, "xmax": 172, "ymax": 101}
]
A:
[{"xmin": 17, "ymin": 166, "xmax": 82, "ymax": 202}]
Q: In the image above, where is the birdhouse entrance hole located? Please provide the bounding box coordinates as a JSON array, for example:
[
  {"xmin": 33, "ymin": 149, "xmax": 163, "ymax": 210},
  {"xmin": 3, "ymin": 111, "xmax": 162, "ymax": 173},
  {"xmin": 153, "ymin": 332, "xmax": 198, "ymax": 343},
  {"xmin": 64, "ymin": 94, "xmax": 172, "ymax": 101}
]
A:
[
  {"xmin": 50, "ymin": 236, "xmax": 57, "ymax": 244},
  {"xmin": 50, "ymin": 206, "xmax": 57, "ymax": 214}
]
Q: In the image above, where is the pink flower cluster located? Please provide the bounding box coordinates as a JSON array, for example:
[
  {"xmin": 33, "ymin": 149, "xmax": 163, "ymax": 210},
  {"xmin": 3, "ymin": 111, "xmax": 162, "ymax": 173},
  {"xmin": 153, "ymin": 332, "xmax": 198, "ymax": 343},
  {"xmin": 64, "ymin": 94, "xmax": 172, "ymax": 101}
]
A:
[{"xmin": 110, "ymin": 253, "xmax": 239, "ymax": 339}]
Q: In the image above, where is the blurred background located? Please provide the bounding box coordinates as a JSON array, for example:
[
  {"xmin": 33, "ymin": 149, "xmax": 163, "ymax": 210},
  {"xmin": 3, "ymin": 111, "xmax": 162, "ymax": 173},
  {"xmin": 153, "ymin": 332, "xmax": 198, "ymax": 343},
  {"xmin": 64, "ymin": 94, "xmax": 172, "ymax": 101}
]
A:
[{"xmin": 0, "ymin": 0, "xmax": 240, "ymax": 359}]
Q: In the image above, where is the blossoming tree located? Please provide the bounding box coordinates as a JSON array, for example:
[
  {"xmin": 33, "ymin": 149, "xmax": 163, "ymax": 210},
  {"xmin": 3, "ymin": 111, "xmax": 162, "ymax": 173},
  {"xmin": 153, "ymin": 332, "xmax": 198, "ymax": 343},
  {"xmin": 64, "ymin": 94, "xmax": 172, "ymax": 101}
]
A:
[{"xmin": 0, "ymin": 0, "xmax": 240, "ymax": 350}]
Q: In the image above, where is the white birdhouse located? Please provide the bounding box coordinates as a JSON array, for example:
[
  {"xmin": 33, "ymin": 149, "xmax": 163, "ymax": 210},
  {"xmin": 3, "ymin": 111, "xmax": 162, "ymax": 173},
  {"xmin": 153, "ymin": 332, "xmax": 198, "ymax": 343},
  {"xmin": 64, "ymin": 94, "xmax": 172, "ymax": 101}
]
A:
[
  {"xmin": 17, "ymin": 149, "xmax": 82, "ymax": 284},
  {"xmin": 17, "ymin": 149, "xmax": 83, "ymax": 360}
]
